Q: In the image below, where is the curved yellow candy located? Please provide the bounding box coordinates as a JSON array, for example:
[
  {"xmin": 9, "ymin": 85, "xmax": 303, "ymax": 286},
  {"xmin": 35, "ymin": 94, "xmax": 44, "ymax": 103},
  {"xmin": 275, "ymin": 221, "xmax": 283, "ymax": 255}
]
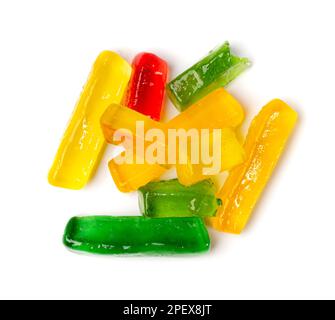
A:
[
  {"xmin": 48, "ymin": 51, "xmax": 131, "ymax": 189},
  {"xmin": 208, "ymin": 99, "xmax": 298, "ymax": 234}
]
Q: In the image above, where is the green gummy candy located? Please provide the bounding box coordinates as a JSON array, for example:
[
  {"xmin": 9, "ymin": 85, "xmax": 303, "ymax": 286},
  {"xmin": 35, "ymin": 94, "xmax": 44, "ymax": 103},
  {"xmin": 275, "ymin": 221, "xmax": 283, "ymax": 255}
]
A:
[
  {"xmin": 63, "ymin": 216, "xmax": 210, "ymax": 255},
  {"xmin": 139, "ymin": 179, "xmax": 220, "ymax": 218},
  {"xmin": 167, "ymin": 42, "xmax": 250, "ymax": 111}
]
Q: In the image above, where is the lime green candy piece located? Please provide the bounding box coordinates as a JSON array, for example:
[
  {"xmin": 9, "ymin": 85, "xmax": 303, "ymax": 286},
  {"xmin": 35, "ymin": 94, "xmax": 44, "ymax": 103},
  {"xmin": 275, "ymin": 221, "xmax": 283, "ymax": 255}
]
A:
[
  {"xmin": 167, "ymin": 42, "xmax": 250, "ymax": 111},
  {"xmin": 139, "ymin": 179, "xmax": 220, "ymax": 218},
  {"xmin": 63, "ymin": 216, "xmax": 210, "ymax": 255}
]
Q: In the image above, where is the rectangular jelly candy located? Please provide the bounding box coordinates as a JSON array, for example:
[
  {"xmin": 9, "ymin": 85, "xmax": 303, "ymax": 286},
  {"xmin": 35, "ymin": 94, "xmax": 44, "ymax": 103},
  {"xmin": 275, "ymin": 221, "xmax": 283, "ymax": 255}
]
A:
[
  {"xmin": 139, "ymin": 179, "xmax": 220, "ymax": 218},
  {"xmin": 108, "ymin": 153, "xmax": 167, "ymax": 193},
  {"xmin": 125, "ymin": 52, "xmax": 168, "ymax": 121},
  {"xmin": 102, "ymin": 89, "xmax": 245, "ymax": 192},
  {"xmin": 208, "ymin": 99, "xmax": 298, "ymax": 234},
  {"xmin": 100, "ymin": 103, "xmax": 165, "ymax": 145},
  {"xmin": 168, "ymin": 88, "xmax": 245, "ymax": 130},
  {"xmin": 167, "ymin": 42, "xmax": 250, "ymax": 111},
  {"xmin": 175, "ymin": 128, "xmax": 245, "ymax": 186},
  {"xmin": 48, "ymin": 51, "xmax": 131, "ymax": 189},
  {"xmin": 64, "ymin": 216, "xmax": 210, "ymax": 255}
]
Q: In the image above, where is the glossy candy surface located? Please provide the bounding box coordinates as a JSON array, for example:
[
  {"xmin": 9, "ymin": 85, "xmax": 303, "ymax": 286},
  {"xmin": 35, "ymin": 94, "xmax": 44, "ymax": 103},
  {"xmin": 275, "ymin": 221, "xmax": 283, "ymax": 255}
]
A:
[
  {"xmin": 101, "ymin": 89, "xmax": 245, "ymax": 191},
  {"xmin": 100, "ymin": 103, "xmax": 165, "ymax": 144},
  {"xmin": 101, "ymin": 103, "xmax": 168, "ymax": 192},
  {"xmin": 209, "ymin": 99, "xmax": 298, "ymax": 234},
  {"xmin": 48, "ymin": 51, "xmax": 131, "ymax": 189},
  {"xmin": 175, "ymin": 128, "xmax": 245, "ymax": 186},
  {"xmin": 168, "ymin": 89, "xmax": 245, "ymax": 185},
  {"xmin": 100, "ymin": 89, "xmax": 244, "ymax": 145},
  {"xmin": 167, "ymin": 88, "xmax": 244, "ymax": 129},
  {"xmin": 124, "ymin": 53, "xmax": 168, "ymax": 121},
  {"xmin": 64, "ymin": 216, "xmax": 210, "ymax": 255},
  {"xmin": 167, "ymin": 42, "xmax": 250, "ymax": 111},
  {"xmin": 139, "ymin": 179, "xmax": 220, "ymax": 218},
  {"xmin": 108, "ymin": 154, "xmax": 166, "ymax": 193}
]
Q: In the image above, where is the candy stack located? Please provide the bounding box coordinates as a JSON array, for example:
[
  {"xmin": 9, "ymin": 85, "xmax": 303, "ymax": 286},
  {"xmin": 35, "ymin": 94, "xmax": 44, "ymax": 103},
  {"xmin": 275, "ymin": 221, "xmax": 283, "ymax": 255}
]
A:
[{"xmin": 49, "ymin": 42, "xmax": 298, "ymax": 255}]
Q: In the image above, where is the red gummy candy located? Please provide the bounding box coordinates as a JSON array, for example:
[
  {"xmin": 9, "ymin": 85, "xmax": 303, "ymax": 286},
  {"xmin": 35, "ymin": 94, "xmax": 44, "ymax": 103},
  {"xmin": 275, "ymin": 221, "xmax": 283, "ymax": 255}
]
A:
[{"xmin": 124, "ymin": 53, "xmax": 168, "ymax": 121}]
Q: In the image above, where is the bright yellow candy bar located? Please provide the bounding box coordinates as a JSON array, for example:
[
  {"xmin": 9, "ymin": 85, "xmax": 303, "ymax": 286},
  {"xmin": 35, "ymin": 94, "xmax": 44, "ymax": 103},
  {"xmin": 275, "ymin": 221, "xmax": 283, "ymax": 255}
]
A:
[
  {"xmin": 168, "ymin": 88, "xmax": 244, "ymax": 130},
  {"xmin": 208, "ymin": 99, "xmax": 298, "ymax": 234},
  {"xmin": 48, "ymin": 51, "xmax": 131, "ymax": 189}
]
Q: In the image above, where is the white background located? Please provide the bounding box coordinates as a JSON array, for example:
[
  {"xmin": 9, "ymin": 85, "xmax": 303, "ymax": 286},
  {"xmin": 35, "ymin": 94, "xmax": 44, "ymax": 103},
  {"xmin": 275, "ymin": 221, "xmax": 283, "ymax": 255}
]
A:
[{"xmin": 0, "ymin": 0, "xmax": 334, "ymax": 300}]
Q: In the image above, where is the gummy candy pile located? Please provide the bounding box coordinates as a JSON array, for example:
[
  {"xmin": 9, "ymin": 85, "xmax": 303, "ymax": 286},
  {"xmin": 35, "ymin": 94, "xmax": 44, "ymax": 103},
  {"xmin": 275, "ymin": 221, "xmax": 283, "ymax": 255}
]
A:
[{"xmin": 49, "ymin": 42, "xmax": 298, "ymax": 255}]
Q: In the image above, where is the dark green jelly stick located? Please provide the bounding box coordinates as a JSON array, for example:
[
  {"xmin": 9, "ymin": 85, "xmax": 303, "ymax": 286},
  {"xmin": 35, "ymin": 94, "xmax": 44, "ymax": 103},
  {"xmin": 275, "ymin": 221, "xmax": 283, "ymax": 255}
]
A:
[{"xmin": 63, "ymin": 216, "xmax": 210, "ymax": 255}]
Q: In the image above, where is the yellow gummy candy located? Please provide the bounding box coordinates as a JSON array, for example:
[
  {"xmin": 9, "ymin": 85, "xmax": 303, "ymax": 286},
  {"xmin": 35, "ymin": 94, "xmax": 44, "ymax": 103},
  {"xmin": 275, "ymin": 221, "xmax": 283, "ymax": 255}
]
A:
[
  {"xmin": 208, "ymin": 99, "xmax": 298, "ymax": 234},
  {"xmin": 101, "ymin": 88, "xmax": 245, "ymax": 192},
  {"xmin": 48, "ymin": 51, "xmax": 131, "ymax": 189}
]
